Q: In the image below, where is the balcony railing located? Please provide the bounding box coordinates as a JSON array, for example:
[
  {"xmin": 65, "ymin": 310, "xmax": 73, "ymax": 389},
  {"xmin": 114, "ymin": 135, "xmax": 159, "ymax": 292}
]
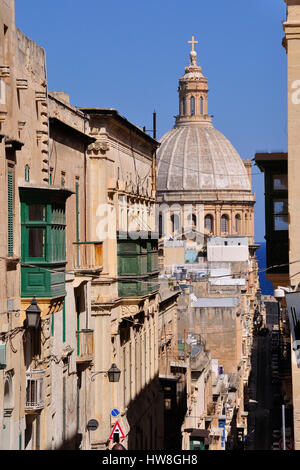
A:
[
  {"xmin": 73, "ymin": 241, "xmax": 103, "ymax": 273},
  {"xmin": 76, "ymin": 329, "xmax": 94, "ymax": 363},
  {"xmin": 25, "ymin": 370, "xmax": 45, "ymax": 412}
]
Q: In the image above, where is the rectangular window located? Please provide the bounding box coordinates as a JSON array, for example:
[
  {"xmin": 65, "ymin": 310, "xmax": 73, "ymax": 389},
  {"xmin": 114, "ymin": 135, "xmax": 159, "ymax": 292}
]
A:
[
  {"xmin": 21, "ymin": 201, "xmax": 66, "ymax": 263},
  {"xmin": 273, "ymin": 174, "xmax": 287, "ymax": 191},
  {"xmin": 28, "ymin": 228, "xmax": 45, "ymax": 258},
  {"xmin": 29, "ymin": 205, "xmax": 45, "ymax": 221},
  {"xmin": 273, "ymin": 199, "xmax": 288, "ymax": 231},
  {"xmin": 8, "ymin": 170, "xmax": 13, "ymax": 256}
]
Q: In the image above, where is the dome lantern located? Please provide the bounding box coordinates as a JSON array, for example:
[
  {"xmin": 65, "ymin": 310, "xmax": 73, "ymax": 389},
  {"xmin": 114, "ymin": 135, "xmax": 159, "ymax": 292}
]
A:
[{"xmin": 177, "ymin": 36, "xmax": 210, "ymax": 125}]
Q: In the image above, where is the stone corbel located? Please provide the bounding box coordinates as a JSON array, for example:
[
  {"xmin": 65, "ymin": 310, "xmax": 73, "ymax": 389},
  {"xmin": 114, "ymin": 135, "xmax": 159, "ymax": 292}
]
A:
[
  {"xmin": 16, "ymin": 79, "xmax": 28, "ymax": 90},
  {"xmin": 88, "ymin": 128, "xmax": 110, "ymax": 156},
  {"xmin": 120, "ymin": 304, "xmax": 139, "ymax": 319},
  {"xmin": 0, "ymin": 66, "xmax": 10, "ymax": 78},
  {"xmin": 35, "ymin": 91, "xmax": 47, "ymax": 102},
  {"xmin": 0, "ymin": 110, "xmax": 7, "ymax": 123}
]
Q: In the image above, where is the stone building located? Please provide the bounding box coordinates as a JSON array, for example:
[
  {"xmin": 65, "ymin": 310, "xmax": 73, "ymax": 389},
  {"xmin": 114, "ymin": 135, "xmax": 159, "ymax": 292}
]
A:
[
  {"xmin": 0, "ymin": 1, "xmax": 98, "ymax": 449},
  {"xmin": 255, "ymin": 0, "xmax": 300, "ymax": 450},
  {"xmin": 253, "ymin": 1, "xmax": 300, "ymax": 450},
  {"xmin": 0, "ymin": 0, "xmax": 180, "ymax": 451},
  {"xmin": 79, "ymin": 107, "xmax": 164, "ymax": 450}
]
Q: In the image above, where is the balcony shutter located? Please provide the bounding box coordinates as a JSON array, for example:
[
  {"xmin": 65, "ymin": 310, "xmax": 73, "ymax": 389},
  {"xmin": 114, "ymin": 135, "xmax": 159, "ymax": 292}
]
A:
[{"xmin": 8, "ymin": 170, "xmax": 13, "ymax": 256}]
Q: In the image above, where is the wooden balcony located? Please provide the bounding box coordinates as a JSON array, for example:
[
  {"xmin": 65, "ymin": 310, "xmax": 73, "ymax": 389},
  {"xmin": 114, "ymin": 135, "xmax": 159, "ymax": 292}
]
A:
[
  {"xmin": 25, "ymin": 370, "xmax": 45, "ymax": 413},
  {"xmin": 76, "ymin": 329, "xmax": 94, "ymax": 363},
  {"xmin": 73, "ymin": 241, "xmax": 103, "ymax": 274}
]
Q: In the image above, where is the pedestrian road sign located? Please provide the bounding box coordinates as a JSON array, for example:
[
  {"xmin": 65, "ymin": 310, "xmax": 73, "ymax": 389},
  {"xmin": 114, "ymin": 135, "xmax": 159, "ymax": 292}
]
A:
[{"xmin": 109, "ymin": 421, "xmax": 125, "ymax": 440}]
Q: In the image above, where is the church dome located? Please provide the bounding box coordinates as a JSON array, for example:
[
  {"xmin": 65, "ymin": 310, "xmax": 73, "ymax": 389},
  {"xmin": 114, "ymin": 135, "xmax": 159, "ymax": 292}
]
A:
[
  {"xmin": 157, "ymin": 39, "xmax": 251, "ymax": 193},
  {"xmin": 157, "ymin": 124, "xmax": 251, "ymax": 191}
]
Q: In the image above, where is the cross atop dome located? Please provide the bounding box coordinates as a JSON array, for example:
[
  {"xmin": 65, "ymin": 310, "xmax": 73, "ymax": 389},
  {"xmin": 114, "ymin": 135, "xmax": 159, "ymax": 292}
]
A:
[
  {"xmin": 188, "ymin": 35, "xmax": 198, "ymax": 66},
  {"xmin": 188, "ymin": 35, "xmax": 198, "ymax": 52}
]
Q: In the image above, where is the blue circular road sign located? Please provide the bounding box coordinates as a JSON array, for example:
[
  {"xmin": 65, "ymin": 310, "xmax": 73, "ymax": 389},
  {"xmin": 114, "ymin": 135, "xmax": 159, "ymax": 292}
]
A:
[{"xmin": 111, "ymin": 408, "xmax": 119, "ymax": 417}]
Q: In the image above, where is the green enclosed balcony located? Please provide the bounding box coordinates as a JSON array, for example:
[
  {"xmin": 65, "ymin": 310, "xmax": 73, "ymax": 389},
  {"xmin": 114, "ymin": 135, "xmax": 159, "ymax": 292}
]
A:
[
  {"xmin": 117, "ymin": 231, "xmax": 159, "ymax": 298},
  {"xmin": 20, "ymin": 186, "xmax": 72, "ymax": 299}
]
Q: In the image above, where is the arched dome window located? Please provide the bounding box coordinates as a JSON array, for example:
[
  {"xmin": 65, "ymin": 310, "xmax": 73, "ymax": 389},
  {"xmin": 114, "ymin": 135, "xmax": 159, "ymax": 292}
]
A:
[
  {"xmin": 245, "ymin": 213, "xmax": 248, "ymax": 235},
  {"xmin": 235, "ymin": 214, "xmax": 241, "ymax": 233},
  {"xmin": 182, "ymin": 98, "xmax": 186, "ymax": 116},
  {"xmin": 171, "ymin": 213, "xmax": 180, "ymax": 234},
  {"xmin": 205, "ymin": 214, "xmax": 213, "ymax": 233},
  {"xmin": 25, "ymin": 165, "xmax": 30, "ymax": 182},
  {"xmin": 200, "ymin": 97, "xmax": 203, "ymax": 115},
  {"xmin": 221, "ymin": 214, "xmax": 229, "ymax": 233},
  {"xmin": 190, "ymin": 96, "xmax": 195, "ymax": 116}
]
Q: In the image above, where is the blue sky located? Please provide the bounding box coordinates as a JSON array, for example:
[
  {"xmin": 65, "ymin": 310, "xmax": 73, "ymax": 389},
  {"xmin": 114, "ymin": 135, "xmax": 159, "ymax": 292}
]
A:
[{"xmin": 15, "ymin": 0, "xmax": 287, "ymax": 242}]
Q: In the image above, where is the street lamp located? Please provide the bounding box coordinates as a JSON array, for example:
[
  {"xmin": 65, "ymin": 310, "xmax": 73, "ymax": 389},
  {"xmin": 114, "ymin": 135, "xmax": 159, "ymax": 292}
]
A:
[
  {"xmin": 25, "ymin": 297, "xmax": 41, "ymax": 329},
  {"xmin": 91, "ymin": 363, "xmax": 121, "ymax": 382},
  {"xmin": 107, "ymin": 363, "xmax": 121, "ymax": 383}
]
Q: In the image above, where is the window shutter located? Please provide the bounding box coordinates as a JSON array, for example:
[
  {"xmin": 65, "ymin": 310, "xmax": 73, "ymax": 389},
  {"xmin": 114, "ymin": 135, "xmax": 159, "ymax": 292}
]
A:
[{"xmin": 8, "ymin": 170, "xmax": 13, "ymax": 256}]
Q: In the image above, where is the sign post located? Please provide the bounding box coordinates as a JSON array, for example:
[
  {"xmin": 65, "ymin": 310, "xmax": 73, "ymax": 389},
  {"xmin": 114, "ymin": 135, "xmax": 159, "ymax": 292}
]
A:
[{"xmin": 282, "ymin": 405, "xmax": 286, "ymax": 451}]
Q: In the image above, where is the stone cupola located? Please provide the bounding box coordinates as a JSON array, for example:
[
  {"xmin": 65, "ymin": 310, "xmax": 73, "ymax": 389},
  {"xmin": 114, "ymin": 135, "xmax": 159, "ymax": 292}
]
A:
[{"xmin": 176, "ymin": 36, "xmax": 211, "ymax": 126}]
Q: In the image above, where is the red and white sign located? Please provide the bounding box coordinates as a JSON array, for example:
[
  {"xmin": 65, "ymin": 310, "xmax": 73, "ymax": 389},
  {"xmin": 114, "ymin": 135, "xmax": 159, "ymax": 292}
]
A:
[
  {"xmin": 109, "ymin": 421, "xmax": 125, "ymax": 440},
  {"xmin": 279, "ymin": 438, "xmax": 294, "ymax": 450}
]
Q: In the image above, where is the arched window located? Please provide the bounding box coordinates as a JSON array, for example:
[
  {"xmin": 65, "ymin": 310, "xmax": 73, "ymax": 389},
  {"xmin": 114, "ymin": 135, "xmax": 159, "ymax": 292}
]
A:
[
  {"xmin": 221, "ymin": 214, "xmax": 229, "ymax": 233},
  {"xmin": 205, "ymin": 214, "xmax": 213, "ymax": 233},
  {"xmin": 187, "ymin": 213, "xmax": 197, "ymax": 230},
  {"xmin": 159, "ymin": 213, "xmax": 163, "ymax": 238},
  {"xmin": 245, "ymin": 213, "xmax": 248, "ymax": 235},
  {"xmin": 25, "ymin": 164, "xmax": 30, "ymax": 182},
  {"xmin": 171, "ymin": 213, "xmax": 180, "ymax": 234},
  {"xmin": 200, "ymin": 97, "xmax": 203, "ymax": 115},
  {"xmin": 235, "ymin": 214, "xmax": 241, "ymax": 233},
  {"xmin": 190, "ymin": 96, "xmax": 195, "ymax": 116},
  {"xmin": 182, "ymin": 98, "xmax": 186, "ymax": 116}
]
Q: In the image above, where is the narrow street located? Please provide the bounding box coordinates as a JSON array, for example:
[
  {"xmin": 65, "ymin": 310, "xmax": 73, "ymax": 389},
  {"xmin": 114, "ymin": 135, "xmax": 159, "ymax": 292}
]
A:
[
  {"xmin": 246, "ymin": 300, "xmax": 279, "ymax": 450},
  {"xmin": 254, "ymin": 335, "xmax": 272, "ymax": 449}
]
